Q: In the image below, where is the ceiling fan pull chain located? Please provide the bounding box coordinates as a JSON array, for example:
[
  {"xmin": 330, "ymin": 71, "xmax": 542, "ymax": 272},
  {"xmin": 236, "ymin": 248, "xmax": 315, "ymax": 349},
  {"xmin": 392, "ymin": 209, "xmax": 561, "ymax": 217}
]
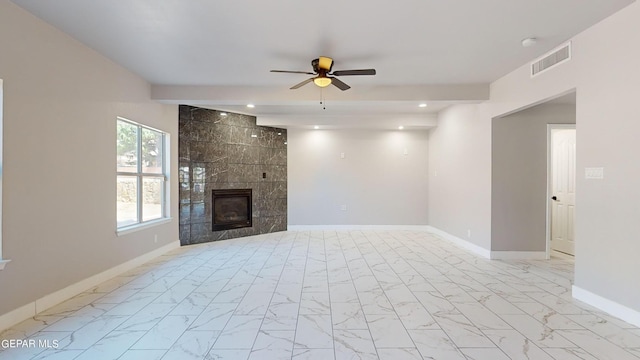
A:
[{"xmin": 321, "ymin": 88, "xmax": 326, "ymax": 110}]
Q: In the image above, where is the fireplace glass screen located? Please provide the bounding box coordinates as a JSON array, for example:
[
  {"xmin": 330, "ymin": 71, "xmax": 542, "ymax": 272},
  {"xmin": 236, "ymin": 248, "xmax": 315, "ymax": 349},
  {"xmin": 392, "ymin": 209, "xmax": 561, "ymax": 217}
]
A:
[{"xmin": 212, "ymin": 189, "xmax": 252, "ymax": 231}]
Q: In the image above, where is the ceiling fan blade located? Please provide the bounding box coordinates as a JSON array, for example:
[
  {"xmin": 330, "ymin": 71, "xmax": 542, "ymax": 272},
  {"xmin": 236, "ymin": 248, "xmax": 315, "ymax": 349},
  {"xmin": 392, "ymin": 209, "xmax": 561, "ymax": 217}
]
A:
[
  {"xmin": 330, "ymin": 77, "xmax": 351, "ymax": 91},
  {"xmin": 271, "ymin": 70, "xmax": 316, "ymax": 75},
  {"xmin": 331, "ymin": 69, "xmax": 376, "ymax": 76},
  {"xmin": 290, "ymin": 78, "xmax": 314, "ymax": 89}
]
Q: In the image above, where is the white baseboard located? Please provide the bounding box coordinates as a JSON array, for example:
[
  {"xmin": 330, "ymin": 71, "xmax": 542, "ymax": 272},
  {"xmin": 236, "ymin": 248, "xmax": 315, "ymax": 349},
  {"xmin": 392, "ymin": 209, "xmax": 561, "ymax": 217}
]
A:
[
  {"xmin": 0, "ymin": 303, "xmax": 35, "ymax": 333},
  {"xmin": 424, "ymin": 226, "xmax": 491, "ymax": 259},
  {"xmin": 288, "ymin": 226, "xmax": 546, "ymax": 261},
  {"xmin": 0, "ymin": 240, "xmax": 180, "ymax": 333},
  {"xmin": 573, "ymin": 285, "xmax": 640, "ymax": 328},
  {"xmin": 550, "ymin": 250, "xmax": 574, "ymax": 260},
  {"xmin": 490, "ymin": 251, "xmax": 547, "ymax": 260},
  {"xmin": 287, "ymin": 225, "xmax": 431, "ymax": 231}
]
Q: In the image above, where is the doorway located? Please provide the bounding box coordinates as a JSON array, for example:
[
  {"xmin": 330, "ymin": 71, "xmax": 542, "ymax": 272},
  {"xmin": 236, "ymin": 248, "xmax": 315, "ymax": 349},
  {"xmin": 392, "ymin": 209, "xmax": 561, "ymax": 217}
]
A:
[
  {"xmin": 548, "ymin": 124, "xmax": 576, "ymax": 257},
  {"xmin": 491, "ymin": 92, "xmax": 576, "ymax": 258}
]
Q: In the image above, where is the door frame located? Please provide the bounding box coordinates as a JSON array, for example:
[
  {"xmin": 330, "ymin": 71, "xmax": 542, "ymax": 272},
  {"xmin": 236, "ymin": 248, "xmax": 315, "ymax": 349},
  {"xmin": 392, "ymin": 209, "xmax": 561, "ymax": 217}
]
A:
[{"xmin": 546, "ymin": 123, "xmax": 576, "ymax": 259}]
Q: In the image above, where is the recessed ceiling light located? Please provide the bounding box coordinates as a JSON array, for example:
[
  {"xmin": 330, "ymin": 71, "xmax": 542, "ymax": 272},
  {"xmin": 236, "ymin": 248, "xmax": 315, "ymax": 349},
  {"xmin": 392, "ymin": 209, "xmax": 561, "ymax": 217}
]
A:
[
  {"xmin": 246, "ymin": 104, "xmax": 255, "ymax": 108},
  {"xmin": 398, "ymin": 126, "xmax": 404, "ymax": 130},
  {"xmin": 314, "ymin": 126, "xmax": 320, "ymax": 130},
  {"xmin": 419, "ymin": 103, "xmax": 428, "ymax": 108},
  {"xmin": 220, "ymin": 112, "xmax": 228, "ymax": 116},
  {"xmin": 521, "ymin": 37, "xmax": 538, "ymax": 47}
]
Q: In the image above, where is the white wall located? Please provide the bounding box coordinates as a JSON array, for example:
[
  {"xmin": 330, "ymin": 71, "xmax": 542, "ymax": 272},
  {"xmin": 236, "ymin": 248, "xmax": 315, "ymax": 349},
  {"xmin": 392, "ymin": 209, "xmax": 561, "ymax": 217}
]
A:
[
  {"xmin": 288, "ymin": 128, "xmax": 428, "ymax": 226},
  {"xmin": 571, "ymin": 2, "xmax": 640, "ymax": 313},
  {"xmin": 428, "ymin": 104, "xmax": 492, "ymax": 249},
  {"xmin": 429, "ymin": 1, "xmax": 640, "ymax": 313},
  {"xmin": 0, "ymin": 2, "xmax": 178, "ymax": 316}
]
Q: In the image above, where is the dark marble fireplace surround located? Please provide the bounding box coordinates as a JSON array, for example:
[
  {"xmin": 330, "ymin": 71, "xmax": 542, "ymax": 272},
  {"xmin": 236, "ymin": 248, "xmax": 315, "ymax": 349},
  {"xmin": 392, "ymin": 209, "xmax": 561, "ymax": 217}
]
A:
[{"xmin": 179, "ymin": 105, "xmax": 287, "ymax": 245}]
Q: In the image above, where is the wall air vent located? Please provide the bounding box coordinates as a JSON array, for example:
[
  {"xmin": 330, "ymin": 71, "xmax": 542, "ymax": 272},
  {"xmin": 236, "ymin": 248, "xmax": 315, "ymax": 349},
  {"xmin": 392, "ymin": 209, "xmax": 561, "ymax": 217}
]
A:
[{"xmin": 531, "ymin": 41, "xmax": 571, "ymax": 77}]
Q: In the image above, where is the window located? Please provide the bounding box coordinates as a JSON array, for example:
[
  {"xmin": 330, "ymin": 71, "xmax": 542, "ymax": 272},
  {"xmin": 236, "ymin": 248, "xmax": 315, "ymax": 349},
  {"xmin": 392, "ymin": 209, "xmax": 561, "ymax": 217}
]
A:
[{"xmin": 117, "ymin": 117, "xmax": 168, "ymax": 230}]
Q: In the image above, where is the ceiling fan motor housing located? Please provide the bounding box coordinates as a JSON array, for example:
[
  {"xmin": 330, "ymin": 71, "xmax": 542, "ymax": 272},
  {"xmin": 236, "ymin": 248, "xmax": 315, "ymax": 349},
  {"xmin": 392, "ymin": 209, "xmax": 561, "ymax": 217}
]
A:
[{"xmin": 312, "ymin": 57, "xmax": 333, "ymax": 73}]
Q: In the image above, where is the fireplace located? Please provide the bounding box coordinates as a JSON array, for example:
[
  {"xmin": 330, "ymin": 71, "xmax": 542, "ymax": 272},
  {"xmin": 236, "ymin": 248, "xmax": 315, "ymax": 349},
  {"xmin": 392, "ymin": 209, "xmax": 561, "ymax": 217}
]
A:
[{"xmin": 212, "ymin": 189, "xmax": 252, "ymax": 231}]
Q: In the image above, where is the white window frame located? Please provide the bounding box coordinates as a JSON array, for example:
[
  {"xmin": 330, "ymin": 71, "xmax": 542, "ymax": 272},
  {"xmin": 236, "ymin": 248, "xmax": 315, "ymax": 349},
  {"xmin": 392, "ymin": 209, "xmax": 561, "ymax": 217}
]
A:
[{"xmin": 116, "ymin": 117, "xmax": 170, "ymax": 235}]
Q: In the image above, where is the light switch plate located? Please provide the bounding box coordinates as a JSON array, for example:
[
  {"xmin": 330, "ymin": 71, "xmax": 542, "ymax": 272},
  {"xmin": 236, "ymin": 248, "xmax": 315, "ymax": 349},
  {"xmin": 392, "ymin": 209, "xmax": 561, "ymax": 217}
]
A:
[{"xmin": 585, "ymin": 167, "xmax": 604, "ymax": 180}]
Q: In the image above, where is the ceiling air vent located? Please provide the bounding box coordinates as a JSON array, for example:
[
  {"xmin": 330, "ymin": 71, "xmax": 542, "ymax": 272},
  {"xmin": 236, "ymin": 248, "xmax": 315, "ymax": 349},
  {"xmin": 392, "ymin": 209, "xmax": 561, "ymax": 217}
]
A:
[{"xmin": 531, "ymin": 42, "xmax": 571, "ymax": 77}]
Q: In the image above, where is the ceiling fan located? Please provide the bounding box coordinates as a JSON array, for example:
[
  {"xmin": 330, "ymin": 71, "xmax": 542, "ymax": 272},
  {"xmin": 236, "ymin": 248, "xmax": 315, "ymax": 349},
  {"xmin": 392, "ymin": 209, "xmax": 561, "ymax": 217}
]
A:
[{"xmin": 270, "ymin": 56, "xmax": 376, "ymax": 91}]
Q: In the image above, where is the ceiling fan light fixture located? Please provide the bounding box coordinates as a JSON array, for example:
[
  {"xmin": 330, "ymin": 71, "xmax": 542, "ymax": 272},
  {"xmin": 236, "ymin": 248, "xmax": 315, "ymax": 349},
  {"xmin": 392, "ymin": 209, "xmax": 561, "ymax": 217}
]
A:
[{"xmin": 313, "ymin": 77, "xmax": 332, "ymax": 88}]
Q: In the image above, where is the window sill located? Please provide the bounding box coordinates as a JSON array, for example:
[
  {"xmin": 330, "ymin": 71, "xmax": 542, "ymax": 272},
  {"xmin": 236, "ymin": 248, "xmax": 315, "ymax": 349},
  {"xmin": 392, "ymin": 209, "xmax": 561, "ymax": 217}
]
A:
[
  {"xmin": 0, "ymin": 259, "xmax": 11, "ymax": 270},
  {"xmin": 117, "ymin": 218, "xmax": 172, "ymax": 237}
]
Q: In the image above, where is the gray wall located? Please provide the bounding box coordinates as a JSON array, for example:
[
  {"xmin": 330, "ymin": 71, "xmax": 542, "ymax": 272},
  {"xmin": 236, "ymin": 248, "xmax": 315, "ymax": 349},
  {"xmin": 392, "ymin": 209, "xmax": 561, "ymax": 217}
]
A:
[
  {"xmin": 288, "ymin": 128, "xmax": 428, "ymax": 226},
  {"xmin": 492, "ymin": 102, "xmax": 576, "ymax": 251},
  {"xmin": 0, "ymin": 2, "xmax": 178, "ymax": 316},
  {"xmin": 179, "ymin": 105, "xmax": 287, "ymax": 244}
]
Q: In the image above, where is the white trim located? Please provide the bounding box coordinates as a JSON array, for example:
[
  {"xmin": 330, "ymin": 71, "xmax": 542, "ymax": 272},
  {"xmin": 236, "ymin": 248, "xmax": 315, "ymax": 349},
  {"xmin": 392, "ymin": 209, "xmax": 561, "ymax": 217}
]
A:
[
  {"xmin": 0, "ymin": 303, "xmax": 34, "ymax": 333},
  {"xmin": 573, "ymin": 285, "xmax": 640, "ymax": 328},
  {"xmin": 0, "ymin": 240, "xmax": 180, "ymax": 332},
  {"xmin": 0, "ymin": 259, "xmax": 10, "ymax": 270},
  {"xmin": 490, "ymin": 251, "xmax": 547, "ymax": 260},
  {"xmin": 117, "ymin": 217, "xmax": 172, "ymax": 236},
  {"xmin": 116, "ymin": 116, "xmax": 165, "ymax": 134},
  {"xmin": 550, "ymin": 249, "xmax": 575, "ymax": 260},
  {"xmin": 287, "ymin": 225, "xmax": 431, "ymax": 231},
  {"xmin": 425, "ymin": 226, "xmax": 491, "ymax": 258}
]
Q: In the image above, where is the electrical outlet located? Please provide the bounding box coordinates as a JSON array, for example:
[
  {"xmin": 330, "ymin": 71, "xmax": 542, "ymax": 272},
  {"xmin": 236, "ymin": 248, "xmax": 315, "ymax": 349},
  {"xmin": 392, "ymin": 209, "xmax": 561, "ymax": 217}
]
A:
[
  {"xmin": 341, "ymin": 205, "xmax": 347, "ymax": 211},
  {"xmin": 467, "ymin": 230, "xmax": 471, "ymax": 238},
  {"xmin": 340, "ymin": 152, "xmax": 345, "ymax": 159},
  {"xmin": 154, "ymin": 234, "xmax": 158, "ymax": 243}
]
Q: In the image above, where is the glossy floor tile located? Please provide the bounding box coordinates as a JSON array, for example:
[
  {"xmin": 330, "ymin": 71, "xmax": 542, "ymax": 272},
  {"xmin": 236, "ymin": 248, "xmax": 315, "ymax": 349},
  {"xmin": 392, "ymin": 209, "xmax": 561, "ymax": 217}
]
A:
[{"xmin": 1, "ymin": 230, "xmax": 639, "ymax": 359}]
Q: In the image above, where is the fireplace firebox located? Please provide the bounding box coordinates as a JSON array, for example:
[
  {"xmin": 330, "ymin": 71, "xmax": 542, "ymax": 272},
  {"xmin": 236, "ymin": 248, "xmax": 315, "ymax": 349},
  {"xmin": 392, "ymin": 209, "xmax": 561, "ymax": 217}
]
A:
[{"xmin": 211, "ymin": 189, "xmax": 252, "ymax": 231}]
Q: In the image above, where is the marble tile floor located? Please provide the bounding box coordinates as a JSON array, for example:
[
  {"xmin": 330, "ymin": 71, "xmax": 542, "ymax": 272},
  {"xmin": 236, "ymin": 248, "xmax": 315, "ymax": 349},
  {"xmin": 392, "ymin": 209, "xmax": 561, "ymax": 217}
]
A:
[{"xmin": 1, "ymin": 230, "xmax": 639, "ymax": 360}]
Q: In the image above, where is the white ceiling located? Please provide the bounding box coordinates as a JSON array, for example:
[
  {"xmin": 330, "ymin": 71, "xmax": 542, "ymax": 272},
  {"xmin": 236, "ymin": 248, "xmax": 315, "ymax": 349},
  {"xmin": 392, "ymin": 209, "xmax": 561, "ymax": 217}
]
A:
[{"xmin": 12, "ymin": 0, "xmax": 634, "ymax": 128}]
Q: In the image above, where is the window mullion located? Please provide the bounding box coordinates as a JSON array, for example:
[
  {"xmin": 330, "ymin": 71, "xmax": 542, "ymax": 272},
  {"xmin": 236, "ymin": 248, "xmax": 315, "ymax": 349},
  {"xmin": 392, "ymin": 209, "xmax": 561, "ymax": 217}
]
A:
[
  {"xmin": 162, "ymin": 133, "xmax": 167, "ymax": 218},
  {"xmin": 137, "ymin": 126, "xmax": 143, "ymax": 223}
]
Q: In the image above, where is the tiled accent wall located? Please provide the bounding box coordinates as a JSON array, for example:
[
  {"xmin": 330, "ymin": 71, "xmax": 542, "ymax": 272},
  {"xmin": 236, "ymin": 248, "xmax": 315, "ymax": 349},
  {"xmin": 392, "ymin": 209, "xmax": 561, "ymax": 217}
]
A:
[{"xmin": 179, "ymin": 105, "xmax": 287, "ymax": 245}]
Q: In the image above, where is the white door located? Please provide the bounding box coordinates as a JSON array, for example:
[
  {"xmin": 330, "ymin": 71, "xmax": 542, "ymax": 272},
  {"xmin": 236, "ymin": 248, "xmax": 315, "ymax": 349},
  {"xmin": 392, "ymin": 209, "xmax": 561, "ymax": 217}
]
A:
[{"xmin": 551, "ymin": 128, "xmax": 576, "ymax": 256}]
